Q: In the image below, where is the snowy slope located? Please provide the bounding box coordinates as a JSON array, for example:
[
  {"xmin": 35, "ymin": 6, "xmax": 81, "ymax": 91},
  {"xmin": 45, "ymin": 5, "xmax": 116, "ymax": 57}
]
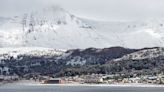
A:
[
  {"xmin": 113, "ymin": 47, "xmax": 164, "ymax": 61},
  {"xmin": 0, "ymin": 47, "xmax": 64, "ymax": 61},
  {"xmin": 0, "ymin": 7, "xmax": 164, "ymax": 49},
  {"xmin": 82, "ymin": 19, "xmax": 164, "ymax": 48}
]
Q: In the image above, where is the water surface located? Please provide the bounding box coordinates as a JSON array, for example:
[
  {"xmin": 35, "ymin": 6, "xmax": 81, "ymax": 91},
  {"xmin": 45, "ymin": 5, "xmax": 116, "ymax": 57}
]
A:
[{"xmin": 0, "ymin": 84, "xmax": 164, "ymax": 92}]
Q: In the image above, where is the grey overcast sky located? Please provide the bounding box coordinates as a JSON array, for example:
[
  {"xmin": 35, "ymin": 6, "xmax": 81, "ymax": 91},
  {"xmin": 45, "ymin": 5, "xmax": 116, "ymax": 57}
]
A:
[{"xmin": 0, "ymin": 0, "xmax": 164, "ymax": 20}]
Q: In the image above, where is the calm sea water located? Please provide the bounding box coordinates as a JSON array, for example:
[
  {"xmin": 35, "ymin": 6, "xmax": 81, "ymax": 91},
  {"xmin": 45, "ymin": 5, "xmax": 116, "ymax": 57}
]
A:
[{"xmin": 0, "ymin": 84, "xmax": 164, "ymax": 92}]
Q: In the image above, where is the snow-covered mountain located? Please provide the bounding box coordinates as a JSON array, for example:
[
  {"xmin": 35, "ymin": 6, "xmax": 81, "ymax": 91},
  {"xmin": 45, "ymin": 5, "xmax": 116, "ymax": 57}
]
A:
[
  {"xmin": 1, "ymin": 6, "xmax": 164, "ymax": 49},
  {"xmin": 0, "ymin": 7, "xmax": 110, "ymax": 49}
]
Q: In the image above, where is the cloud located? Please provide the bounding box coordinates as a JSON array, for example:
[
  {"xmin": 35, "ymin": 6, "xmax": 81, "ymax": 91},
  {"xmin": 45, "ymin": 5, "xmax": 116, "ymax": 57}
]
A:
[{"xmin": 0, "ymin": 0, "xmax": 164, "ymax": 20}]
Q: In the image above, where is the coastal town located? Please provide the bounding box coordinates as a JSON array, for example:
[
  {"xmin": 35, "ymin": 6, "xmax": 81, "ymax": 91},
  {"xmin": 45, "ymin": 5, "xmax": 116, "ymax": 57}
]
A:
[{"xmin": 1, "ymin": 73, "xmax": 164, "ymax": 85}]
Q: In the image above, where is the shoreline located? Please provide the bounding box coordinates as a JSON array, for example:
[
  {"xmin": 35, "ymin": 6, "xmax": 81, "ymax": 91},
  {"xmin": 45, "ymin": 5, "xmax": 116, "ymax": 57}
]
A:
[
  {"xmin": 6, "ymin": 80, "xmax": 164, "ymax": 88},
  {"xmin": 0, "ymin": 80, "xmax": 15, "ymax": 86},
  {"xmin": 28, "ymin": 83, "xmax": 164, "ymax": 87}
]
